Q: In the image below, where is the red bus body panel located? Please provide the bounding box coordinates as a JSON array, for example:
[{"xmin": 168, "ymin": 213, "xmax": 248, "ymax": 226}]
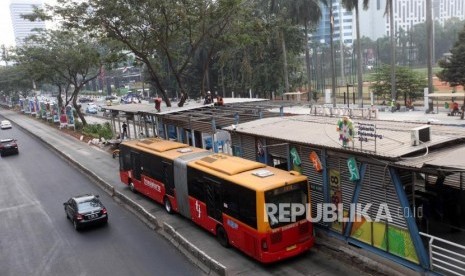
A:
[
  {"xmin": 188, "ymin": 197, "xmax": 219, "ymax": 234},
  {"xmin": 120, "ymin": 171, "xmax": 129, "ymax": 185},
  {"xmin": 222, "ymin": 214, "xmax": 314, "ymax": 263}
]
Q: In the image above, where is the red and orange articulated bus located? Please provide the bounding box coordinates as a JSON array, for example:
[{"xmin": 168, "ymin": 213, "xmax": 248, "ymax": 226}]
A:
[{"xmin": 119, "ymin": 138, "xmax": 314, "ymax": 263}]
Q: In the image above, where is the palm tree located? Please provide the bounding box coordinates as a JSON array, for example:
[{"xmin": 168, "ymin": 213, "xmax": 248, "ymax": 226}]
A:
[
  {"xmin": 341, "ymin": 0, "xmax": 369, "ymax": 107},
  {"xmin": 265, "ymin": 0, "xmax": 291, "ymax": 93},
  {"xmin": 288, "ymin": 0, "xmax": 326, "ymax": 103}
]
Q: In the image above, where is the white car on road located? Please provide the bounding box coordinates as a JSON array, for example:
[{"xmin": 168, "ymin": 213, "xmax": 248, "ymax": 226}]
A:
[{"xmin": 0, "ymin": 120, "xmax": 12, "ymax": 129}]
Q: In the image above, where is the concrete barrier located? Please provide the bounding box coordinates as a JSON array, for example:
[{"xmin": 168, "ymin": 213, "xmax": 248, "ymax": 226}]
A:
[{"xmin": 163, "ymin": 223, "xmax": 226, "ymax": 276}]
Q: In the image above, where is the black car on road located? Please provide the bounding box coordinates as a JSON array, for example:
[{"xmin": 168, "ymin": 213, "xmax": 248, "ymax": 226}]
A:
[
  {"xmin": 64, "ymin": 194, "xmax": 108, "ymax": 230},
  {"xmin": 78, "ymin": 97, "xmax": 93, "ymax": 103},
  {"xmin": 0, "ymin": 138, "xmax": 19, "ymax": 156}
]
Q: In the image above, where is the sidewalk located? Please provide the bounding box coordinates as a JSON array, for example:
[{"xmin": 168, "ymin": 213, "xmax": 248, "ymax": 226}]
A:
[
  {"xmin": 0, "ymin": 109, "xmax": 414, "ymax": 276},
  {"xmin": 376, "ymin": 107, "xmax": 465, "ymax": 127}
]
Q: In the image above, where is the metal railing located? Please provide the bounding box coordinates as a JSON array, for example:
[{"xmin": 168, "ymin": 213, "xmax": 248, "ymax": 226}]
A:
[
  {"xmin": 309, "ymin": 105, "xmax": 378, "ymax": 120},
  {"xmin": 420, "ymin": 232, "xmax": 465, "ymax": 275}
]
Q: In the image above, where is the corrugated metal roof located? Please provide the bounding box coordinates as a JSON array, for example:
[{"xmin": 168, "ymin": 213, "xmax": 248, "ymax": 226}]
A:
[
  {"xmin": 223, "ymin": 115, "xmax": 464, "ymax": 159},
  {"xmin": 103, "ymin": 98, "xmax": 270, "ymax": 115},
  {"xmin": 104, "ymin": 103, "xmax": 154, "ymax": 113},
  {"xmin": 395, "ymin": 144, "xmax": 465, "ymax": 170}
]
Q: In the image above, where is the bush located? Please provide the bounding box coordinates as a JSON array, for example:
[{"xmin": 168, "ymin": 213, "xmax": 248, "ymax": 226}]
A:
[
  {"xmin": 82, "ymin": 122, "xmax": 113, "ymax": 140},
  {"xmin": 75, "ymin": 121, "xmax": 83, "ymax": 130}
]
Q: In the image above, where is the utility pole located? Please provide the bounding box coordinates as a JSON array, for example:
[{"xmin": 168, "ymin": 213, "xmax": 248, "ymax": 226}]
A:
[
  {"xmin": 330, "ymin": 0, "xmax": 337, "ymax": 107},
  {"xmin": 338, "ymin": 2, "xmax": 345, "ymax": 86},
  {"xmin": 426, "ymin": 0, "xmax": 434, "ymax": 113},
  {"xmin": 389, "ymin": 0, "xmax": 396, "ymax": 104}
]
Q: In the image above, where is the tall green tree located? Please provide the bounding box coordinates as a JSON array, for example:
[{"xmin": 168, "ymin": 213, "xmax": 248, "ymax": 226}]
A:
[
  {"xmin": 370, "ymin": 65, "xmax": 427, "ymax": 103},
  {"xmin": 14, "ymin": 29, "xmax": 113, "ymax": 125},
  {"xmin": 437, "ymin": 24, "xmax": 465, "ymax": 90},
  {"xmin": 0, "ymin": 64, "xmax": 35, "ymax": 99},
  {"xmin": 214, "ymin": 2, "xmax": 304, "ymax": 98},
  {"xmin": 341, "ymin": 0, "xmax": 369, "ymax": 106},
  {"xmin": 49, "ymin": 0, "xmax": 242, "ymax": 107},
  {"xmin": 13, "ymin": 43, "xmax": 72, "ymax": 109},
  {"xmin": 288, "ymin": 0, "xmax": 324, "ymax": 102},
  {"xmin": 263, "ymin": 0, "xmax": 293, "ymax": 93}
]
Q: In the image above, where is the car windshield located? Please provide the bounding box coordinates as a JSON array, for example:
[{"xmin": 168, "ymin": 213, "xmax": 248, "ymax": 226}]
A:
[
  {"xmin": 77, "ymin": 198, "xmax": 102, "ymax": 211},
  {"xmin": 1, "ymin": 139, "xmax": 14, "ymax": 144}
]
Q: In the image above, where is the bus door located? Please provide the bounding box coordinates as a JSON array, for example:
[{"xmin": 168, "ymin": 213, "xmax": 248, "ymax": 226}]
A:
[
  {"xmin": 205, "ymin": 178, "xmax": 222, "ymax": 222},
  {"xmin": 131, "ymin": 151, "xmax": 141, "ymax": 181},
  {"xmin": 162, "ymin": 161, "xmax": 174, "ymax": 196}
]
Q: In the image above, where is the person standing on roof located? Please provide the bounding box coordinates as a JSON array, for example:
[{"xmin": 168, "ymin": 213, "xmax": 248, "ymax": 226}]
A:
[
  {"xmin": 215, "ymin": 93, "xmax": 224, "ymax": 106},
  {"xmin": 154, "ymin": 97, "xmax": 162, "ymax": 112},
  {"xmin": 204, "ymin": 91, "xmax": 213, "ymax": 105},
  {"xmin": 122, "ymin": 122, "xmax": 128, "ymax": 139}
]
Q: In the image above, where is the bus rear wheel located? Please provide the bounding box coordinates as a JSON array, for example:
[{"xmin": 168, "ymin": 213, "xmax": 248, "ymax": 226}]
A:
[
  {"xmin": 129, "ymin": 181, "xmax": 136, "ymax": 193},
  {"xmin": 216, "ymin": 226, "xmax": 229, "ymax": 248},
  {"xmin": 164, "ymin": 197, "xmax": 173, "ymax": 214}
]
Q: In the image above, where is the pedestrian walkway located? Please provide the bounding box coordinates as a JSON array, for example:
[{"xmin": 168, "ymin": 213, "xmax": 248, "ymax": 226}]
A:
[
  {"xmin": 376, "ymin": 108, "xmax": 465, "ymax": 126},
  {"xmin": 274, "ymin": 104, "xmax": 465, "ymax": 127},
  {"xmin": 0, "ymin": 109, "xmax": 414, "ymax": 276}
]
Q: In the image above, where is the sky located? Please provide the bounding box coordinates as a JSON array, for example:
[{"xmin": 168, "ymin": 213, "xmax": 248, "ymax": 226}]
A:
[{"xmin": 0, "ymin": 0, "xmax": 57, "ymax": 47}]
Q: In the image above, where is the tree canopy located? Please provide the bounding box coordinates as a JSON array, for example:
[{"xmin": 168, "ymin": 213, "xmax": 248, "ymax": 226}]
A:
[
  {"xmin": 370, "ymin": 65, "xmax": 427, "ymax": 102},
  {"xmin": 437, "ymin": 23, "xmax": 465, "ymax": 87},
  {"xmin": 11, "ymin": 29, "xmax": 118, "ymax": 125}
]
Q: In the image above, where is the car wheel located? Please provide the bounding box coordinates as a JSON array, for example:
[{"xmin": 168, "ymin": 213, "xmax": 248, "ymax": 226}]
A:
[
  {"xmin": 164, "ymin": 197, "xmax": 173, "ymax": 214},
  {"xmin": 73, "ymin": 220, "xmax": 80, "ymax": 231},
  {"xmin": 129, "ymin": 181, "xmax": 136, "ymax": 193},
  {"xmin": 216, "ymin": 226, "xmax": 229, "ymax": 248}
]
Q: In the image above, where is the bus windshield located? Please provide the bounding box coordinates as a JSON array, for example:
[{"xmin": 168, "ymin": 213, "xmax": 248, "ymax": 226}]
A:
[{"xmin": 265, "ymin": 181, "xmax": 308, "ymax": 229}]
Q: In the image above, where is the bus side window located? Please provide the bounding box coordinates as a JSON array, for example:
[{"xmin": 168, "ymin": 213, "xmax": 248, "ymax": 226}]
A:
[
  {"xmin": 187, "ymin": 168, "xmax": 205, "ymax": 202},
  {"xmin": 151, "ymin": 156, "xmax": 164, "ymax": 182},
  {"xmin": 222, "ymin": 182, "xmax": 239, "ymax": 217},
  {"xmin": 238, "ymin": 187, "xmax": 257, "ymax": 229},
  {"xmin": 223, "ymin": 182, "xmax": 257, "ymax": 229},
  {"xmin": 120, "ymin": 146, "xmax": 131, "ymax": 171}
]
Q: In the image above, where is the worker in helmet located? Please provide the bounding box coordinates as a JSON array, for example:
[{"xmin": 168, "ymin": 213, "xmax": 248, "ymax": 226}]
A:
[{"xmin": 204, "ymin": 91, "xmax": 213, "ymax": 105}]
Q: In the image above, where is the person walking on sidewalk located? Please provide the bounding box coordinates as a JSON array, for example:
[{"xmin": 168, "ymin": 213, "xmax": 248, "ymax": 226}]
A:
[{"xmin": 122, "ymin": 122, "xmax": 128, "ymax": 139}]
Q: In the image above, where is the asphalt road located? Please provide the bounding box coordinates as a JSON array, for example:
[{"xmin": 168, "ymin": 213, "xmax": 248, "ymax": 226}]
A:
[{"xmin": 0, "ymin": 122, "xmax": 203, "ymax": 276}]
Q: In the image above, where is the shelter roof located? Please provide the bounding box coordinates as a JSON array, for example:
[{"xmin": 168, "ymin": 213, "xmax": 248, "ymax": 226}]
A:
[{"xmin": 223, "ymin": 115, "xmax": 465, "ymax": 159}]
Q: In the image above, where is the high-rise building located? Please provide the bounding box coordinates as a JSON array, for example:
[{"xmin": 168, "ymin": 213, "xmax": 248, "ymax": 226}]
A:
[
  {"xmin": 9, "ymin": 0, "xmax": 46, "ymax": 46},
  {"xmin": 359, "ymin": 0, "xmax": 465, "ymax": 40},
  {"xmin": 311, "ymin": 1, "xmax": 354, "ymax": 46}
]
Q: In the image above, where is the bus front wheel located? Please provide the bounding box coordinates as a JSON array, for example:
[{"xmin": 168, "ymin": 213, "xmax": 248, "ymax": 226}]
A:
[
  {"xmin": 164, "ymin": 197, "xmax": 173, "ymax": 214},
  {"xmin": 216, "ymin": 225, "xmax": 229, "ymax": 248}
]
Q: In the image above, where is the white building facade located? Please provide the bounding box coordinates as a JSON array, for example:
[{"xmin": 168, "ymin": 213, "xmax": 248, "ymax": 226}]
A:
[
  {"xmin": 359, "ymin": 0, "xmax": 465, "ymax": 40},
  {"xmin": 9, "ymin": 0, "xmax": 46, "ymax": 46}
]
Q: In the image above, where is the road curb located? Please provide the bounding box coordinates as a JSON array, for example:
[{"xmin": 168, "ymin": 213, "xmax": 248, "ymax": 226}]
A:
[
  {"xmin": 112, "ymin": 190, "xmax": 161, "ymax": 230},
  {"xmin": 163, "ymin": 223, "xmax": 226, "ymax": 276}
]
